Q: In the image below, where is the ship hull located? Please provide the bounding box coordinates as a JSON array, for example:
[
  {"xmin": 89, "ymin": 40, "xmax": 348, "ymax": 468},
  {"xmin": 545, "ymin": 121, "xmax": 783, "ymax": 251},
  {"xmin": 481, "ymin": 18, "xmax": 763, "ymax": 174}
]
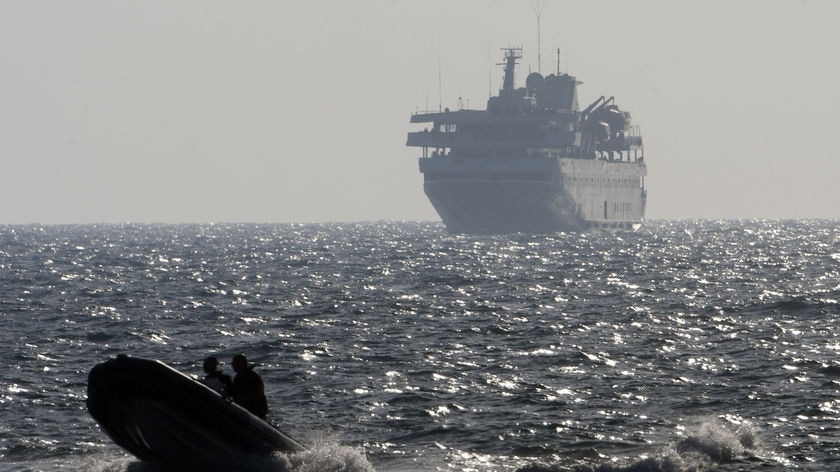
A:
[
  {"xmin": 424, "ymin": 180, "xmax": 587, "ymax": 234},
  {"xmin": 420, "ymin": 156, "xmax": 645, "ymax": 234}
]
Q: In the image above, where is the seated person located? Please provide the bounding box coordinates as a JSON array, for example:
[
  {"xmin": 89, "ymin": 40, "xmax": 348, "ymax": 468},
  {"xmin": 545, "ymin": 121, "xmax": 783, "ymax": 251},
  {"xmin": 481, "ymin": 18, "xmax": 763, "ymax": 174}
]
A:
[
  {"xmin": 231, "ymin": 354, "xmax": 269, "ymax": 420},
  {"xmin": 201, "ymin": 356, "xmax": 233, "ymax": 397}
]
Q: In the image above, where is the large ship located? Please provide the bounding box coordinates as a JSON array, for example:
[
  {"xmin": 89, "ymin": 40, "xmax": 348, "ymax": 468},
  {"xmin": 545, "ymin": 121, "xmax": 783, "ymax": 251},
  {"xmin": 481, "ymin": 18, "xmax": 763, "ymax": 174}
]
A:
[{"xmin": 407, "ymin": 47, "xmax": 646, "ymax": 234}]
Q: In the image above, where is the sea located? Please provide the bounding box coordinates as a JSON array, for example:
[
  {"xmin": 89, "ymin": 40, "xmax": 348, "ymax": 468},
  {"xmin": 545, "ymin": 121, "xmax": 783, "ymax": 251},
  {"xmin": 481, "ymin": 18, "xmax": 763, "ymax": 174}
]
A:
[{"xmin": 2, "ymin": 219, "xmax": 839, "ymax": 472}]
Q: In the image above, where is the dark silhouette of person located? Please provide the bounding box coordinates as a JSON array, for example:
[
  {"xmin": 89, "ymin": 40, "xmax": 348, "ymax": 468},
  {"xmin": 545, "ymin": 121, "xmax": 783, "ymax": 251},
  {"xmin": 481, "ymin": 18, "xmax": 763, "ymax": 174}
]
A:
[
  {"xmin": 231, "ymin": 354, "xmax": 269, "ymax": 420},
  {"xmin": 202, "ymin": 356, "xmax": 233, "ymax": 397}
]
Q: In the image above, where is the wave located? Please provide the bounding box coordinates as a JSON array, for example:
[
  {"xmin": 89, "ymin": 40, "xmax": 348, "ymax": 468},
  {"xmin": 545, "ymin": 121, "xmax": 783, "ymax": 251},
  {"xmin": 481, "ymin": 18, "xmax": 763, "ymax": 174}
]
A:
[
  {"xmin": 516, "ymin": 418, "xmax": 769, "ymax": 472},
  {"xmin": 738, "ymin": 295, "xmax": 840, "ymax": 315}
]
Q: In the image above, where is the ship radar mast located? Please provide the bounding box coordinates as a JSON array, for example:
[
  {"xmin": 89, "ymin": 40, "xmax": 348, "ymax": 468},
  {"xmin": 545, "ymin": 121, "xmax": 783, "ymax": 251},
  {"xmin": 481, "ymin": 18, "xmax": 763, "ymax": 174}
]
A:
[
  {"xmin": 531, "ymin": 0, "xmax": 545, "ymax": 74},
  {"xmin": 499, "ymin": 47, "xmax": 523, "ymax": 97}
]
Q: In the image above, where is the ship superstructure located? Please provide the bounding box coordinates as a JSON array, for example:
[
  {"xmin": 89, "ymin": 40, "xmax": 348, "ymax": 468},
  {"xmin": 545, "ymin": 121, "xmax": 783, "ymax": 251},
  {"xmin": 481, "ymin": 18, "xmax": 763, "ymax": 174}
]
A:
[{"xmin": 407, "ymin": 47, "xmax": 646, "ymax": 234}]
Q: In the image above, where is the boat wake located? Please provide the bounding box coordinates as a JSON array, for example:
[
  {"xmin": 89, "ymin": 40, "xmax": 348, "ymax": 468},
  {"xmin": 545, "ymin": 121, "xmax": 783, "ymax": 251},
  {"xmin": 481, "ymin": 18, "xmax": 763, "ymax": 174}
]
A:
[
  {"xmin": 16, "ymin": 434, "xmax": 373, "ymax": 472},
  {"xmin": 140, "ymin": 439, "xmax": 370, "ymax": 472}
]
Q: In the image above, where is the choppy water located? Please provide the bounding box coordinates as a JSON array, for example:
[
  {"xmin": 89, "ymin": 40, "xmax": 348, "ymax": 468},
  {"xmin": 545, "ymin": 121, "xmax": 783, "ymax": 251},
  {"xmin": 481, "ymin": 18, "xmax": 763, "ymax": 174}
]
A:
[{"xmin": 2, "ymin": 220, "xmax": 840, "ymax": 471}]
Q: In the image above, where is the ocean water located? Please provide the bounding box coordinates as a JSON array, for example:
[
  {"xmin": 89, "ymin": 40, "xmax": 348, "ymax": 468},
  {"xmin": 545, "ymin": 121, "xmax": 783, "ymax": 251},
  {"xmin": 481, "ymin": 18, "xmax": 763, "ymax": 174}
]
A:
[{"xmin": 1, "ymin": 220, "xmax": 839, "ymax": 472}]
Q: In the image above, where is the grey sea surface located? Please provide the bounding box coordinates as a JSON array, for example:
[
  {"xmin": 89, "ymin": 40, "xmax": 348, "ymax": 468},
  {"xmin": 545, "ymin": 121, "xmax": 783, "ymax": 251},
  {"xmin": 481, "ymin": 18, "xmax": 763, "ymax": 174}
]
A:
[{"xmin": 1, "ymin": 220, "xmax": 839, "ymax": 471}]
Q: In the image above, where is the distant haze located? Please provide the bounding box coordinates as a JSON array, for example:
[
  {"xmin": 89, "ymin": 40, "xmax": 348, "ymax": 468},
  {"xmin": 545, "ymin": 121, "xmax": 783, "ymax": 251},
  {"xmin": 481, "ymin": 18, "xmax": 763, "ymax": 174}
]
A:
[{"xmin": 2, "ymin": 0, "xmax": 838, "ymax": 224}]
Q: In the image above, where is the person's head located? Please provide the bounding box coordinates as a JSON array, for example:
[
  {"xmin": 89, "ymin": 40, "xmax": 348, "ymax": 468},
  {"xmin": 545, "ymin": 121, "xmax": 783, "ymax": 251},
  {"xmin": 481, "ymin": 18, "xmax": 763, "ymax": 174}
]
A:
[
  {"xmin": 203, "ymin": 356, "xmax": 219, "ymax": 374},
  {"xmin": 232, "ymin": 354, "xmax": 249, "ymax": 373}
]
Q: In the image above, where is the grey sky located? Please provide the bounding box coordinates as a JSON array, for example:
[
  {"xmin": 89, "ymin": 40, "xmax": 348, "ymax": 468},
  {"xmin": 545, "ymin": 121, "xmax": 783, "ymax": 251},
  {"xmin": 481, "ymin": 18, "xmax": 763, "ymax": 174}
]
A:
[{"xmin": 1, "ymin": 0, "xmax": 837, "ymax": 224}]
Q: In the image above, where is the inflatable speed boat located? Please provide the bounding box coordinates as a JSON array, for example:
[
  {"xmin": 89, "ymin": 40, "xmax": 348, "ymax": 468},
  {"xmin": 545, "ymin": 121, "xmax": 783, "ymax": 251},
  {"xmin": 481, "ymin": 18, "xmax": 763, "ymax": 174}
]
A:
[{"xmin": 87, "ymin": 355, "xmax": 305, "ymax": 470}]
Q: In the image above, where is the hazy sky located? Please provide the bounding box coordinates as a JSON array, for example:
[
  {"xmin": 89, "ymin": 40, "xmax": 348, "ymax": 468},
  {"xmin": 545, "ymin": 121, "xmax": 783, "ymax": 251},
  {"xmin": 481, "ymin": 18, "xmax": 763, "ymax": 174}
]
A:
[{"xmin": 2, "ymin": 0, "xmax": 838, "ymax": 224}]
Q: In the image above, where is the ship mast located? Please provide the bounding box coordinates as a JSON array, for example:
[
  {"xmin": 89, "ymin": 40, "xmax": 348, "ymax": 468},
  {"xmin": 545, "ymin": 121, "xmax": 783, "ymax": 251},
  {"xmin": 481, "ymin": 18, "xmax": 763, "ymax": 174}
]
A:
[
  {"xmin": 531, "ymin": 0, "xmax": 545, "ymax": 74},
  {"xmin": 499, "ymin": 47, "xmax": 522, "ymax": 98}
]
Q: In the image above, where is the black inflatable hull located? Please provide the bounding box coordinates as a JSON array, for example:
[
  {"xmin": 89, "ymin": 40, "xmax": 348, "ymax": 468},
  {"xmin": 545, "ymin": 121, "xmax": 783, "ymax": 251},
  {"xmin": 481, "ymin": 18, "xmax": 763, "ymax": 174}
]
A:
[{"xmin": 87, "ymin": 355, "xmax": 305, "ymax": 470}]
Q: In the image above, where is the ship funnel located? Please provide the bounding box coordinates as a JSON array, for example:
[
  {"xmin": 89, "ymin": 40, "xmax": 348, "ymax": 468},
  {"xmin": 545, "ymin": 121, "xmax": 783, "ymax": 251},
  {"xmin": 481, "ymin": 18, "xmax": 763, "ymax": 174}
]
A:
[{"xmin": 539, "ymin": 74, "xmax": 577, "ymax": 111}]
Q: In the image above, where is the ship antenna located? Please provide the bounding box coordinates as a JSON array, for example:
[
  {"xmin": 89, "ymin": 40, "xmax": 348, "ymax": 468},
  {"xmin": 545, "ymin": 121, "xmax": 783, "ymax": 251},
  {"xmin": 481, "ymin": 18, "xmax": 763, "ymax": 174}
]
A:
[{"xmin": 531, "ymin": 0, "xmax": 545, "ymax": 73}]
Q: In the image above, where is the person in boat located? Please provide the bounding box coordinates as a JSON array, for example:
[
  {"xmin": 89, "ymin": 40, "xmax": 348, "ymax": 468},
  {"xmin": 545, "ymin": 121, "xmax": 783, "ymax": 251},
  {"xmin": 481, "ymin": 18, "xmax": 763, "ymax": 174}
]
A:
[
  {"xmin": 231, "ymin": 354, "xmax": 269, "ymax": 420},
  {"xmin": 201, "ymin": 356, "xmax": 233, "ymax": 397}
]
